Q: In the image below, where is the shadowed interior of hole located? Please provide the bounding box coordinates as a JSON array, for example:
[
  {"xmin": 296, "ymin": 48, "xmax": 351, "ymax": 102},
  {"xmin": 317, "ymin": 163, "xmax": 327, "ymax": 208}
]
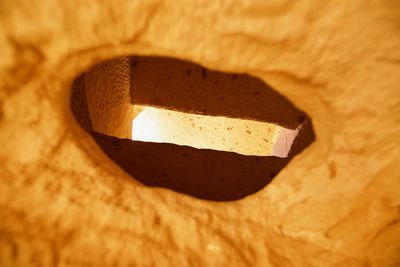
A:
[{"xmin": 70, "ymin": 55, "xmax": 315, "ymax": 201}]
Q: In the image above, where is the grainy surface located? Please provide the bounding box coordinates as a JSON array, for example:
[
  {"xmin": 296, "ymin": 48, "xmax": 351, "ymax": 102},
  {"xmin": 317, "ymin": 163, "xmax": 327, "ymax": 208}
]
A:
[
  {"xmin": 83, "ymin": 57, "xmax": 133, "ymax": 139},
  {"xmin": 91, "ymin": 132, "xmax": 289, "ymax": 201},
  {"xmin": 130, "ymin": 56, "xmax": 304, "ymax": 129},
  {"xmin": 0, "ymin": 0, "xmax": 399, "ymax": 266},
  {"xmin": 72, "ymin": 56, "xmax": 311, "ymax": 201}
]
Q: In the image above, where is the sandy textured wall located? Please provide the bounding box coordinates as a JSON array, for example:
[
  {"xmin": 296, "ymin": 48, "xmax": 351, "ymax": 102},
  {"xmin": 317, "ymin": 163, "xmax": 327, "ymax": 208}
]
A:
[
  {"xmin": 0, "ymin": 1, "xmax": 399, "ymax": 267},
  {"xmin": 130, "ymin": 56, "xmax": 304, "ymax": 129},
  {"xmin": 71, "ymin": 55, "xmax": 312, "ymax": 201},
  {"xmin": 83, "ymin": 57, "xmax": 133, "ymax": 139}
]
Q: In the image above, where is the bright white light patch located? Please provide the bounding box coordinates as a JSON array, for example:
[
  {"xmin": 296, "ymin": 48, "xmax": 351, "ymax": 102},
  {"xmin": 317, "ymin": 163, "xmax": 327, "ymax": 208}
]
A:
[
  {"xmin": 131, "ymin": 108, "xmax": 162, "ymax": 142},
  {"xmin": 132, "ymin": 106, "xmax": 298, "ymax": 157}
]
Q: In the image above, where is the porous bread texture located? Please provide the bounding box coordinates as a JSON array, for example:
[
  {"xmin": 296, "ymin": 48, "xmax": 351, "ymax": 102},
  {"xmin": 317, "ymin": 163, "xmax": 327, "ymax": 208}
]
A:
[{"xmin": 0, "ymin": 0, "xmax": 399, "ymax": 266}]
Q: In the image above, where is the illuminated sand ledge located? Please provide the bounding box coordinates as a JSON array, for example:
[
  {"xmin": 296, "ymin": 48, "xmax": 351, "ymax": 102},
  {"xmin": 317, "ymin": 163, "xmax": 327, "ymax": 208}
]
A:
[{"xmin": 132, "ymin": 106, "xmax": 300, "ymax": 157}]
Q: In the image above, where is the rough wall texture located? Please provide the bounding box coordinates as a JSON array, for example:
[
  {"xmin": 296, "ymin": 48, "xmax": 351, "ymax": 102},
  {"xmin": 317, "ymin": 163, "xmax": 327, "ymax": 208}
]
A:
[
  {"xmin": 130, "ymin": 56, "xmax": 304, "ymax": 129},
  {"xmin": 73, "ymin": 55, "xmax": 304, "ymax": 157},
  {"xmin": 83, "ymin": 57, "xmax": 132, "ymax": 139},
  {"xmin": 91, "ymin": 131, "xmax": 289, "ymax": 201},
  {"xmin": 0, "ymin": 1, "xmax": 399, "ymax": 267},
  {"xmin": 71, "ymin": 56, "xmax": 311, "ymax": 201}
]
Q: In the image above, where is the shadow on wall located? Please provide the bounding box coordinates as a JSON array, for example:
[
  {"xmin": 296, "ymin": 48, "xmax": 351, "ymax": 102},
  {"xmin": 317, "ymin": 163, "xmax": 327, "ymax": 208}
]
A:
[
  {"xmin": 93, "ymin": 132, "xmax": 288, "ymax": 201},
  {"xmin": 71, "ymin": 55, "xmax": 315, "ymax": 201},
  {"xmin": 90, "ymin": 118, "xmax": 314, "ymax": 201},
  {"xmin": 130, "ymin": 56, "xmax": 304, "ymax": 129}
]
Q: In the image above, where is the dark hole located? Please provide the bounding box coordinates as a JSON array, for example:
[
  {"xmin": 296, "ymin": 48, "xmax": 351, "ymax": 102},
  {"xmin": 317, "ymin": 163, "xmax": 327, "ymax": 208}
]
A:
[{"xmin": 70, "ymin": 56, "xmax": 315, "ymax": 201}]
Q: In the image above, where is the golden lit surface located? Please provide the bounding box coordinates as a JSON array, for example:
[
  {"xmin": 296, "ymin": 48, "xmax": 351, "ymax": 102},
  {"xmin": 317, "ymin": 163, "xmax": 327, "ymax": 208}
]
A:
[
  {"xmin": 132, "ymin": 105, "xmax": 294, "ymax": 156},
  {"xmin": 3, "ymin": 1, "xmax": 398, "ymax": 265}
]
